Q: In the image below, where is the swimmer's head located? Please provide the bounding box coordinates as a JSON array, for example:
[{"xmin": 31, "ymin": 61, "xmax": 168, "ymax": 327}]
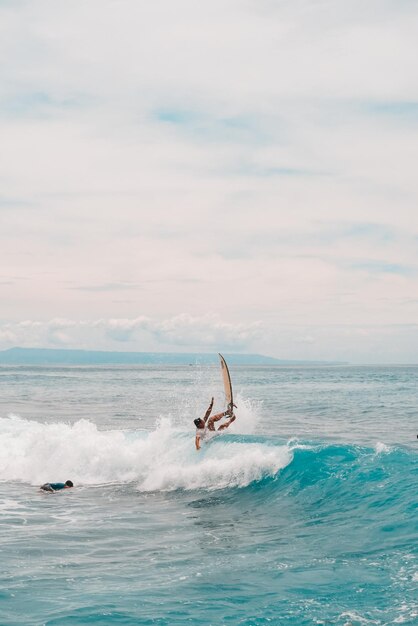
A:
[
  {"xmin": 65, "ymin": 480, "xmax": 74, "ymax": 488},
  {"xmin": 194, "ymin": 418, "xmax": 204, "ymax": 429}
]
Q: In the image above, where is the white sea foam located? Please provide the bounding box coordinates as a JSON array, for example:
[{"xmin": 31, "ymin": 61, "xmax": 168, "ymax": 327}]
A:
[
  {"xmin": 0, "ymin": 414, "xmax": 292, "ymax": 492},
  {"xmin": 374, "ymin": 441, "xmax": 391, "ymax": 454},
  {"xmin": 340, "ymin": 611, "xmax": 376, "ymax": 625}
]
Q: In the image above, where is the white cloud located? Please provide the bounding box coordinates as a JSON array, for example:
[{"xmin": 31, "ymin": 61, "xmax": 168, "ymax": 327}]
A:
[
  {"xmin": 95, "ymin": 316, "xmax": 150, "ymax": 342},
  {"xmin": 0, "ymin": 329, "xmax": 17, "ymax": 345},
  {"xmin": 0, "ymin": 315, "xmax": 262, "ymax": 352},
  {"xmin": 149, "ymin": 313, "xmax": 262, "ymax": 348}
]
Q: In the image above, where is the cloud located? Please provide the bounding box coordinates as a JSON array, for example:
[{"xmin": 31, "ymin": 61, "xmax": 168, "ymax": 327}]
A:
[
  {"xmin": 149, "ymin": 314, "xmax": 262, "ymax": 348},
  {"xmin": 344, "ymin": 260, "xmax": 415, "ymax": 277},
  {"xmin": 0, "ymin": 315, "xmax": 262, "ymax": 351},
  {"xmin": 0, "ymin": 329, "xmax": 17, "ymax": 344},
  {"xmin": 95, "ymin": 316, "xmax": 150, "ymax": 342},
  {"xmin": 71, "ymin": 282, "xmax": 140, "ymax": 293},
  {"xmin": 99, "ymin": 314, "xmax": 262, "ymax": 349}
]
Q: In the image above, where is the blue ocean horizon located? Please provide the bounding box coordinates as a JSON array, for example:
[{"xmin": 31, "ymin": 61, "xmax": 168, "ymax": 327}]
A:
[{"xmin": 0, "ymin": 364, "xmax": 417, "ymax": 625}]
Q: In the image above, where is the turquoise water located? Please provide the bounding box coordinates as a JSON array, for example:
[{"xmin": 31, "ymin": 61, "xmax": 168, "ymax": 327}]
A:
[{"xmin": 0, "ymin": 365, "xmax": 417, "ymax": 625}]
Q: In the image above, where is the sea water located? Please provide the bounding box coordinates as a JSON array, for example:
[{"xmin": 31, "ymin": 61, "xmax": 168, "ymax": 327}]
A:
[{"xmin": 0, "ymin": 364, "xmax": 417, "ymax": 625}]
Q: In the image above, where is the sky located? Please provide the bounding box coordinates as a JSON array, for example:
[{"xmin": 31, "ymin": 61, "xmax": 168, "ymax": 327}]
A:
[{"xmin": 1, "ymin": 0, "xmax": 418, "ymax": 363}]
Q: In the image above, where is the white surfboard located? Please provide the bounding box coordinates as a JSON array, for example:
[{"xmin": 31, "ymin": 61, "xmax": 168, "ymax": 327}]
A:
[{"xmin": 218, "ymin": 353, "xmax": 234, "ymax": 410}]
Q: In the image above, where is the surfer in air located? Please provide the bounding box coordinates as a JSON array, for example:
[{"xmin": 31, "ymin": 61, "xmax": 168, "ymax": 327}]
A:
[
  {"xmin": 40, "ymin": 480, "xmax": 74, "ymax": 493},
  {"xmin": 194, "ymin": 397, "xmax": 236, "ymax": 450},
  {"xmin": 194, "ymin": 354, "xmax": 237, "ymax": 451}
]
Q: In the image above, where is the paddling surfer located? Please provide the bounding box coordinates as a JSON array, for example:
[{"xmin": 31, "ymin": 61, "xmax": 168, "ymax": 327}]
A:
[
  {"xmin": 194, "ymin": 397, "xmax": 236, "ymax": 450},
  {"xmin": 40, "ymin": 480, "xmax": 74, "ymax": 493}
]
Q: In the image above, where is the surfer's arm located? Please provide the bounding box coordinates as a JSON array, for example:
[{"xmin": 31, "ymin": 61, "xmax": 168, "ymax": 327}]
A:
[
  {"xmin": 195, "ymin": 434, "xmax": 201, "ymax": 451},
  {"xmin": 203, "ymin": 397, "xmax": 214, "ymax": 423}
]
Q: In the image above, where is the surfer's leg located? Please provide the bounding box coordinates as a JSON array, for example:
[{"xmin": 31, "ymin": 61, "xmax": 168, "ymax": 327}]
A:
[
  {"xmin": 40, "ymin": 483, "xmax": 54, "ymax": 492},
  {"xmin": 218, "ymin": 414, "xmax": 236, "ymax": 431},
  {"xmin": 207, "ymin": 410, "xmax": 229, "ymax": 430}
]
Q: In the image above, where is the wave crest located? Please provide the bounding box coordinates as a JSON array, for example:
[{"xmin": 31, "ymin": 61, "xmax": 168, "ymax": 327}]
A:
[{"xmin": 0, "ymin": 415, "xmax": 291, "ymax": 491}]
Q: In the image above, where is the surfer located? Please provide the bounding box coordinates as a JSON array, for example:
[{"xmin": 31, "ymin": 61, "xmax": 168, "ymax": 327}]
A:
[
  {"xmin": 194, "ymin": 397, "xmax": 236, "ymax": 450},
  {"xmin": 40, "ymin": 480, "xmax": 74, "ymax": 493}
]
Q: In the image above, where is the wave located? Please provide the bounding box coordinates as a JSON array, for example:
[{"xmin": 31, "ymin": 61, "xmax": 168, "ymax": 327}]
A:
[
  {"xmin": 0, "ymin": 415, "xmax": 291, "ymax": 491},
  {"xmin": 0, "ymin": 415, "xmax": 415, "ymax": 499}
]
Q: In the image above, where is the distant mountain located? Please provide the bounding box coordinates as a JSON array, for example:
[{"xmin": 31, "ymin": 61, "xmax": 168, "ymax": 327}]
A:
[{"xmin": 0, "ymin": 347, "xmax": 344, "ymax": 366}]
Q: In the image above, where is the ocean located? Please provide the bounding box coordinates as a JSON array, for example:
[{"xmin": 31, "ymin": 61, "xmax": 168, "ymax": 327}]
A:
[{"xmin": 0, "ymin": 364, "xmax": 417, "ymax": 625}]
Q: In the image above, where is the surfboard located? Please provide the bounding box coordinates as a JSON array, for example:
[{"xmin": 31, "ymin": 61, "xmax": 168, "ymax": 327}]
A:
[{"xmin": 218, "ymin": 353, "xmax": 234, "ymax": 410}]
